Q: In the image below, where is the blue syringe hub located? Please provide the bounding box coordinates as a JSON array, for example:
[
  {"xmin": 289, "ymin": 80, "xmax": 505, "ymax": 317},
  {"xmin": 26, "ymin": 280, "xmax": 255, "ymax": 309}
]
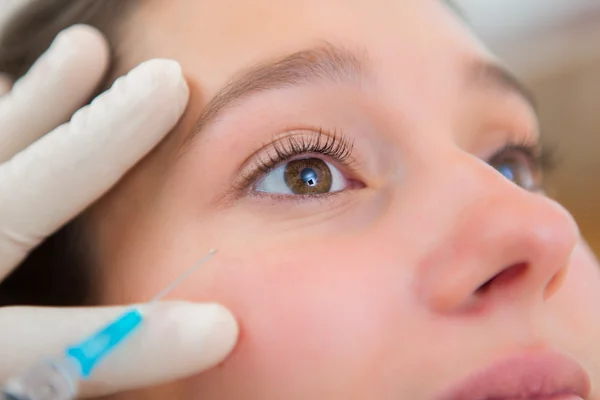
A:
[{"xmin": 65, "ymin": 309, "xmax": 143, "ymax": 379}]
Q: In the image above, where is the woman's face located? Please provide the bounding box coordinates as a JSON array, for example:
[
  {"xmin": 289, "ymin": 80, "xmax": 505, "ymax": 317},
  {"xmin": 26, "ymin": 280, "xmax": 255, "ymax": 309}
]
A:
[{"xmin": 86, "ymin": 0, "xmax": 600, "ymax": 398}]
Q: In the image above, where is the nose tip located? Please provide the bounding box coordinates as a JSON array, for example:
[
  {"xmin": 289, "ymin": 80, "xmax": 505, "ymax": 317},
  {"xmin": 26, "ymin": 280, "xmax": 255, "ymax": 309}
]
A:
[{"xmin": 418, "ymin": 190, "xmax": 579, "ymax": 314}]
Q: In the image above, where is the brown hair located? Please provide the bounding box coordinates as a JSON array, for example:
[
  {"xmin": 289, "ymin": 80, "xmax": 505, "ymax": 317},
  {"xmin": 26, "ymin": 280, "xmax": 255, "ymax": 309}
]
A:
[
  {"xmin": 0, "ymin": 0, "xmax": 138, "ymax": 79},
  {"xmin": 0, "ymin": 0, "xmax": 138, "ymax": 306}
]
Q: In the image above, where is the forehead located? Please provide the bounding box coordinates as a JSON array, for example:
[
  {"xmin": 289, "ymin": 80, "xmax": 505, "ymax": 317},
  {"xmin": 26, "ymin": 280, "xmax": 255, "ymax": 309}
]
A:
[{"xmin": 120, "ymin": 0, "xmax": 491, "ymax": 96}]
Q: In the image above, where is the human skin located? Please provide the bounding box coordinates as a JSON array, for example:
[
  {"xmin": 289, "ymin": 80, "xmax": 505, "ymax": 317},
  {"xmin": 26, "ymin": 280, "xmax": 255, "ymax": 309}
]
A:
[{"xmin": 81, "ymin": 0, "xmax": 600, "ymax": 398}]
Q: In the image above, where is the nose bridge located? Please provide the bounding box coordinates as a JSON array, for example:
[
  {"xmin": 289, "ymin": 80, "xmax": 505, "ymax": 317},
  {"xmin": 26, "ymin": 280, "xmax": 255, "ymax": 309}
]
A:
[{"xmin": 412, "ymin": 151, "xmax": 579, "ymax": 313}]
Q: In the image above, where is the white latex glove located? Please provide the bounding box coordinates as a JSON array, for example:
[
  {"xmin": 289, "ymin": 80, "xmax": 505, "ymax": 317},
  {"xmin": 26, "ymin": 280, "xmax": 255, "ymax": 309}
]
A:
[{"xmin": 0, "ymin": 25, "xmax": 238, "ymax": 397}]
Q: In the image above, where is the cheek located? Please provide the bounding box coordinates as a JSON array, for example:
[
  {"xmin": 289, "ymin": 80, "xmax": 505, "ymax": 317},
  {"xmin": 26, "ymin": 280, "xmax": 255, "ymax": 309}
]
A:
[
  {"xmin": 550, "ymin": 241, "xmax": 600, "ymax": 325},
  {"xmin": 547, "ymin": 240, "xmax": 600, "ymax": 377},
  {"xmin": 181, "ymin": 242, "xmax": 415, "ymax": 396}
]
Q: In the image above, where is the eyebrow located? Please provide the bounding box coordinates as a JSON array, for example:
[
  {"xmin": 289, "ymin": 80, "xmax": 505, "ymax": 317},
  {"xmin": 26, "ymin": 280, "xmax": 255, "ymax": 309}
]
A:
[
  {"xmin": 185, "ymin": 44, "xmax": 535, "ymax": 148},
  {"xmin": 470, "ymin": 61, "xmax": 537, "ymax": 111},
  {"xmin": 184, "ymin": 43, "xmax": 366, "ymax": 146}
]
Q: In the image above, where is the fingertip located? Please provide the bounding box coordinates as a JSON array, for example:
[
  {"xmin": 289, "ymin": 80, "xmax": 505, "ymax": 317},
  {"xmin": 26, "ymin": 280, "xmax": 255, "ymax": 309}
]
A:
[
  {"xmin": 60, "ymin": 24, "xmax": 107, "ymax": 42},
  {"xmin": 54, "ymin": 24, "xmax": 110, "ymax": 58},
  {"xmin": 80, "ymin": 302, "xmax": 239, "ymax": 397},
  {"xmin": 76, "ymin": 58, "xmax": 190, "ymax": 148},
  {"xmin": 45, "ymin": 24, "xmax": 110, "ymax": 75},
  {"xmin": 123, "ymin": 59, "xmax": 190, "ymax": 112},
  {"xmin": 152, "ymin": 302, "xmax": 239, "ymax": 364},
  {"xmin": 132, "ymin": 59, "xmax": 185, "ymax": 86},
  {"xmin": 4, "ymin": 24, "xmax": 110, "ymax": 134},
  {"xmin": 209, "ymin": 303, "xmax": 239, "ymax": 353},
  {"xmin": 183, "ymin": 302, "xmax": 240, "ymax": 361}
]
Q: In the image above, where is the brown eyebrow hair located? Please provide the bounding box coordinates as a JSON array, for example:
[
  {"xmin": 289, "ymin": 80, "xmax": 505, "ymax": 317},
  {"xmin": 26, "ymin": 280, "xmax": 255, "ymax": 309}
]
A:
[
  {"xmin": 185, "ymin": 43, "xmax": 367, "ymax": 147},
  {"xmin": 472, "ymin": 62, "xmax": 537, "ymax": 111},
  {"xmin": 184, "ymin": 44, "xmax": 536, "ymax": 152}
]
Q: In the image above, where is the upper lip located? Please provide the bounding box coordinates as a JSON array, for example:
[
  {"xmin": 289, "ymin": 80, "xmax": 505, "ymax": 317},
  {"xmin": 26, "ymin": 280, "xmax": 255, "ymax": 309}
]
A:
[{"xmin": 434, "ymin": 351, "xmax": 591, "ymax": 400}]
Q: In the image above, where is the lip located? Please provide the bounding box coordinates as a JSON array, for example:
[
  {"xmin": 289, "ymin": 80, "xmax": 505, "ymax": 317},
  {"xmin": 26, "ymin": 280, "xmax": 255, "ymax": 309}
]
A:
[{"xmin": 435, "ymin": 351, "xmax": 591, "ymax": 400}]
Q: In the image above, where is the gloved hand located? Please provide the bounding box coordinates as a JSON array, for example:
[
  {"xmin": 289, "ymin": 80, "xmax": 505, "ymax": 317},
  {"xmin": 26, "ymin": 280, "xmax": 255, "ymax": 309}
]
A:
[{"xmin": 0, "ymin": 25, "xmax": 238, "ymax": 397}]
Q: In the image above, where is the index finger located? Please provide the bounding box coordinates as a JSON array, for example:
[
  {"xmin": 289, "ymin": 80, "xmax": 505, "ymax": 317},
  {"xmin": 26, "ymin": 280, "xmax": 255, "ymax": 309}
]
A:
[
  {"xmin": 0, "ymin": 25, "xmax": 109, "ymax": 163},
  {"xmin": 0, "ymin": 302, "xmax": 239, "ymax": 398},
  {"xmin": 0, "ymin": 59, "xmax": 190, "ymax": 278}
]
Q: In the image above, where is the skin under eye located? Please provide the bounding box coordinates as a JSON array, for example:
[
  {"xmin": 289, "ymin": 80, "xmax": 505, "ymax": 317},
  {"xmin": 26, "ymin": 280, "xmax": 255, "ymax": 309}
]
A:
[
  {"xmin": 255, "ymin": 157, "xmax": 348, "ymax": 195},
  {"xmin": 488, "ymin": 145, "xmax": 543, "ymax": 191}
]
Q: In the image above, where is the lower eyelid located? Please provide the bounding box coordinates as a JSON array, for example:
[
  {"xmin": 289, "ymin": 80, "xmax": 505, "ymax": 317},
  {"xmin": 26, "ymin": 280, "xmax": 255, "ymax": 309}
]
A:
[{"xmin": 245, "ymin": 188, "xmax": 358, "ymax": 206}]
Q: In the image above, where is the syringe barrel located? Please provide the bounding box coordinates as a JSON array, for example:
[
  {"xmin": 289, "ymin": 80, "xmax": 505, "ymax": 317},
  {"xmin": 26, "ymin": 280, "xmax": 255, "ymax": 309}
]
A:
[{"xmin": 1, "ymin": 358, "xmax": 79, "ymax": 400}]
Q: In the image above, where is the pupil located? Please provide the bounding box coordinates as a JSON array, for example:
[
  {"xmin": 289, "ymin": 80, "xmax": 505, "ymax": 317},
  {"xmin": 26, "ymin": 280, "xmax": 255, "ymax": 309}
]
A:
[
  {"xmin": 497, "ymin": 164, "xmax": 515, "ymax": 182},
  {"xmin": 301, "ymin": 168, "xmax": 318, "ymax": 186}
]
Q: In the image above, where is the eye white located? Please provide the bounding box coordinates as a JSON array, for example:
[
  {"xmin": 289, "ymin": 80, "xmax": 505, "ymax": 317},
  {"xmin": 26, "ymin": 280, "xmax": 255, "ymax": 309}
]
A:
[{"xmin": 255, "ymin": 159, "xmax": 347, "ymax": 194}]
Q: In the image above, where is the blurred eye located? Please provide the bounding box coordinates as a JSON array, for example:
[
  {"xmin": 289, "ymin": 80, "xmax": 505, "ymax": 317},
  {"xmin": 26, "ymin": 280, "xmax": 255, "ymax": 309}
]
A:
[
  {"xmin": 489, "ymin": 146, "xmax": 541, "ymax": 191},
  {"xmin": 255, "ymin": 158, "xmax": 347, "ymax": 195}
]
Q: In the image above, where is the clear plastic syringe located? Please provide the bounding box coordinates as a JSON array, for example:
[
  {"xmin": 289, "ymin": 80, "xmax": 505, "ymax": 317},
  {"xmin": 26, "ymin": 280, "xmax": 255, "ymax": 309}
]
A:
[{"xmin": 1, "ymin": 249, "xmax": 217, "ymax": 400}]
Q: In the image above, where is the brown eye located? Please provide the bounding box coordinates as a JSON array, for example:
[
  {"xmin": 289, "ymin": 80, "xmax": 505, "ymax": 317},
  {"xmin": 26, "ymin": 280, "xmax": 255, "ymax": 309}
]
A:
[
  {"xmin": 284, "ymin": 158, "xmax": 332, "ymax": 194},
  {"xmin": 255, "ymin": 157, "xmax": 347, "ymax": 195},
  {"xmin": 489, "ymin": 147, "xmax": 541, "ymax": 190}
]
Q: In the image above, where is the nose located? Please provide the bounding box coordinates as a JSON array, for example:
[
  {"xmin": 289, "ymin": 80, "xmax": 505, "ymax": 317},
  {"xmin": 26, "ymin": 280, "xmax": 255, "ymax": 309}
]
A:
[{"xmin": 417, "ymin": 157, "xmax": 579, "ymax": 314}]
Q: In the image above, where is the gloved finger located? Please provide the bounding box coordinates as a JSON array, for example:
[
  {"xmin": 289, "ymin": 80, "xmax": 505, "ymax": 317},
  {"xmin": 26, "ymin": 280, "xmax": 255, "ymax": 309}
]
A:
[
  {"xmin": 0, "ymin": 74, "xmax": 11, "ymax": 97},
  {"xmin": 0, "ymin": 301, "xmax": 239, "ymax": 397},
  {"xmin": 0, "ymin": 24, "xmax": 109, "ymax": 163},
  {"xmin": 0, "ymin": 59, "xmax": 189, "ymax": 280}
]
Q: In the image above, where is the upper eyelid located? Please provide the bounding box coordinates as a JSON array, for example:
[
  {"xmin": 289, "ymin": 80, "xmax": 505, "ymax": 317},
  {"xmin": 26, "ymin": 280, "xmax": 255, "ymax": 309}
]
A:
[
  {"xmin": 234, "ymin": 129, "xmax": 358, "ymax": 189},
  {"xmin": 244, "ymin": 128, "xmax": 356, "ymax": 167}
]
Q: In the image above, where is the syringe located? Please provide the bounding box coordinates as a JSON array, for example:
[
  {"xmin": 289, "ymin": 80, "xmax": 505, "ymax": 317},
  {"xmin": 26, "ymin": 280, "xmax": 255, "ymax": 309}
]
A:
[{"xmin": 1, "ymin": 249, "xmax": 217, "ymax": 400}]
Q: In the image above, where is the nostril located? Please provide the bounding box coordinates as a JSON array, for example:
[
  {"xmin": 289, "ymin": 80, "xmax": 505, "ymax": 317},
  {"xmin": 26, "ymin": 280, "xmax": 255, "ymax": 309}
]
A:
[
  {"xmin": 475, "ymin": 262, "xmax": 528, "ymax": 295},
  {"xmin": 544, "ymin": 265, "xmax": 569, "ymax": 300},
  {"xmin": 476, "ymin": 278, "xmax": 493, "ymax": 294}
]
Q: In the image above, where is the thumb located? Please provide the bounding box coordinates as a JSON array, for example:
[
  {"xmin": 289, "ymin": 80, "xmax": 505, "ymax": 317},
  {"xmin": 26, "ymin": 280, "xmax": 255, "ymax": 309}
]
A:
[{"xmin": 0, "ymin": 302, "xmax": 239, "ymax": 397}]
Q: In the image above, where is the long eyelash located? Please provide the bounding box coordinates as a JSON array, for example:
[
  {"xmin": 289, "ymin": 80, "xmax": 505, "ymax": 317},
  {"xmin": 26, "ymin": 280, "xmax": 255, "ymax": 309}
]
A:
[
  {"xmin": 239, "ymin": 128, "xmax": 355, "ymax": 189},
  {"xmin": 495, "ymin": 136, "xmax": 561, "ymax": 173}
]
